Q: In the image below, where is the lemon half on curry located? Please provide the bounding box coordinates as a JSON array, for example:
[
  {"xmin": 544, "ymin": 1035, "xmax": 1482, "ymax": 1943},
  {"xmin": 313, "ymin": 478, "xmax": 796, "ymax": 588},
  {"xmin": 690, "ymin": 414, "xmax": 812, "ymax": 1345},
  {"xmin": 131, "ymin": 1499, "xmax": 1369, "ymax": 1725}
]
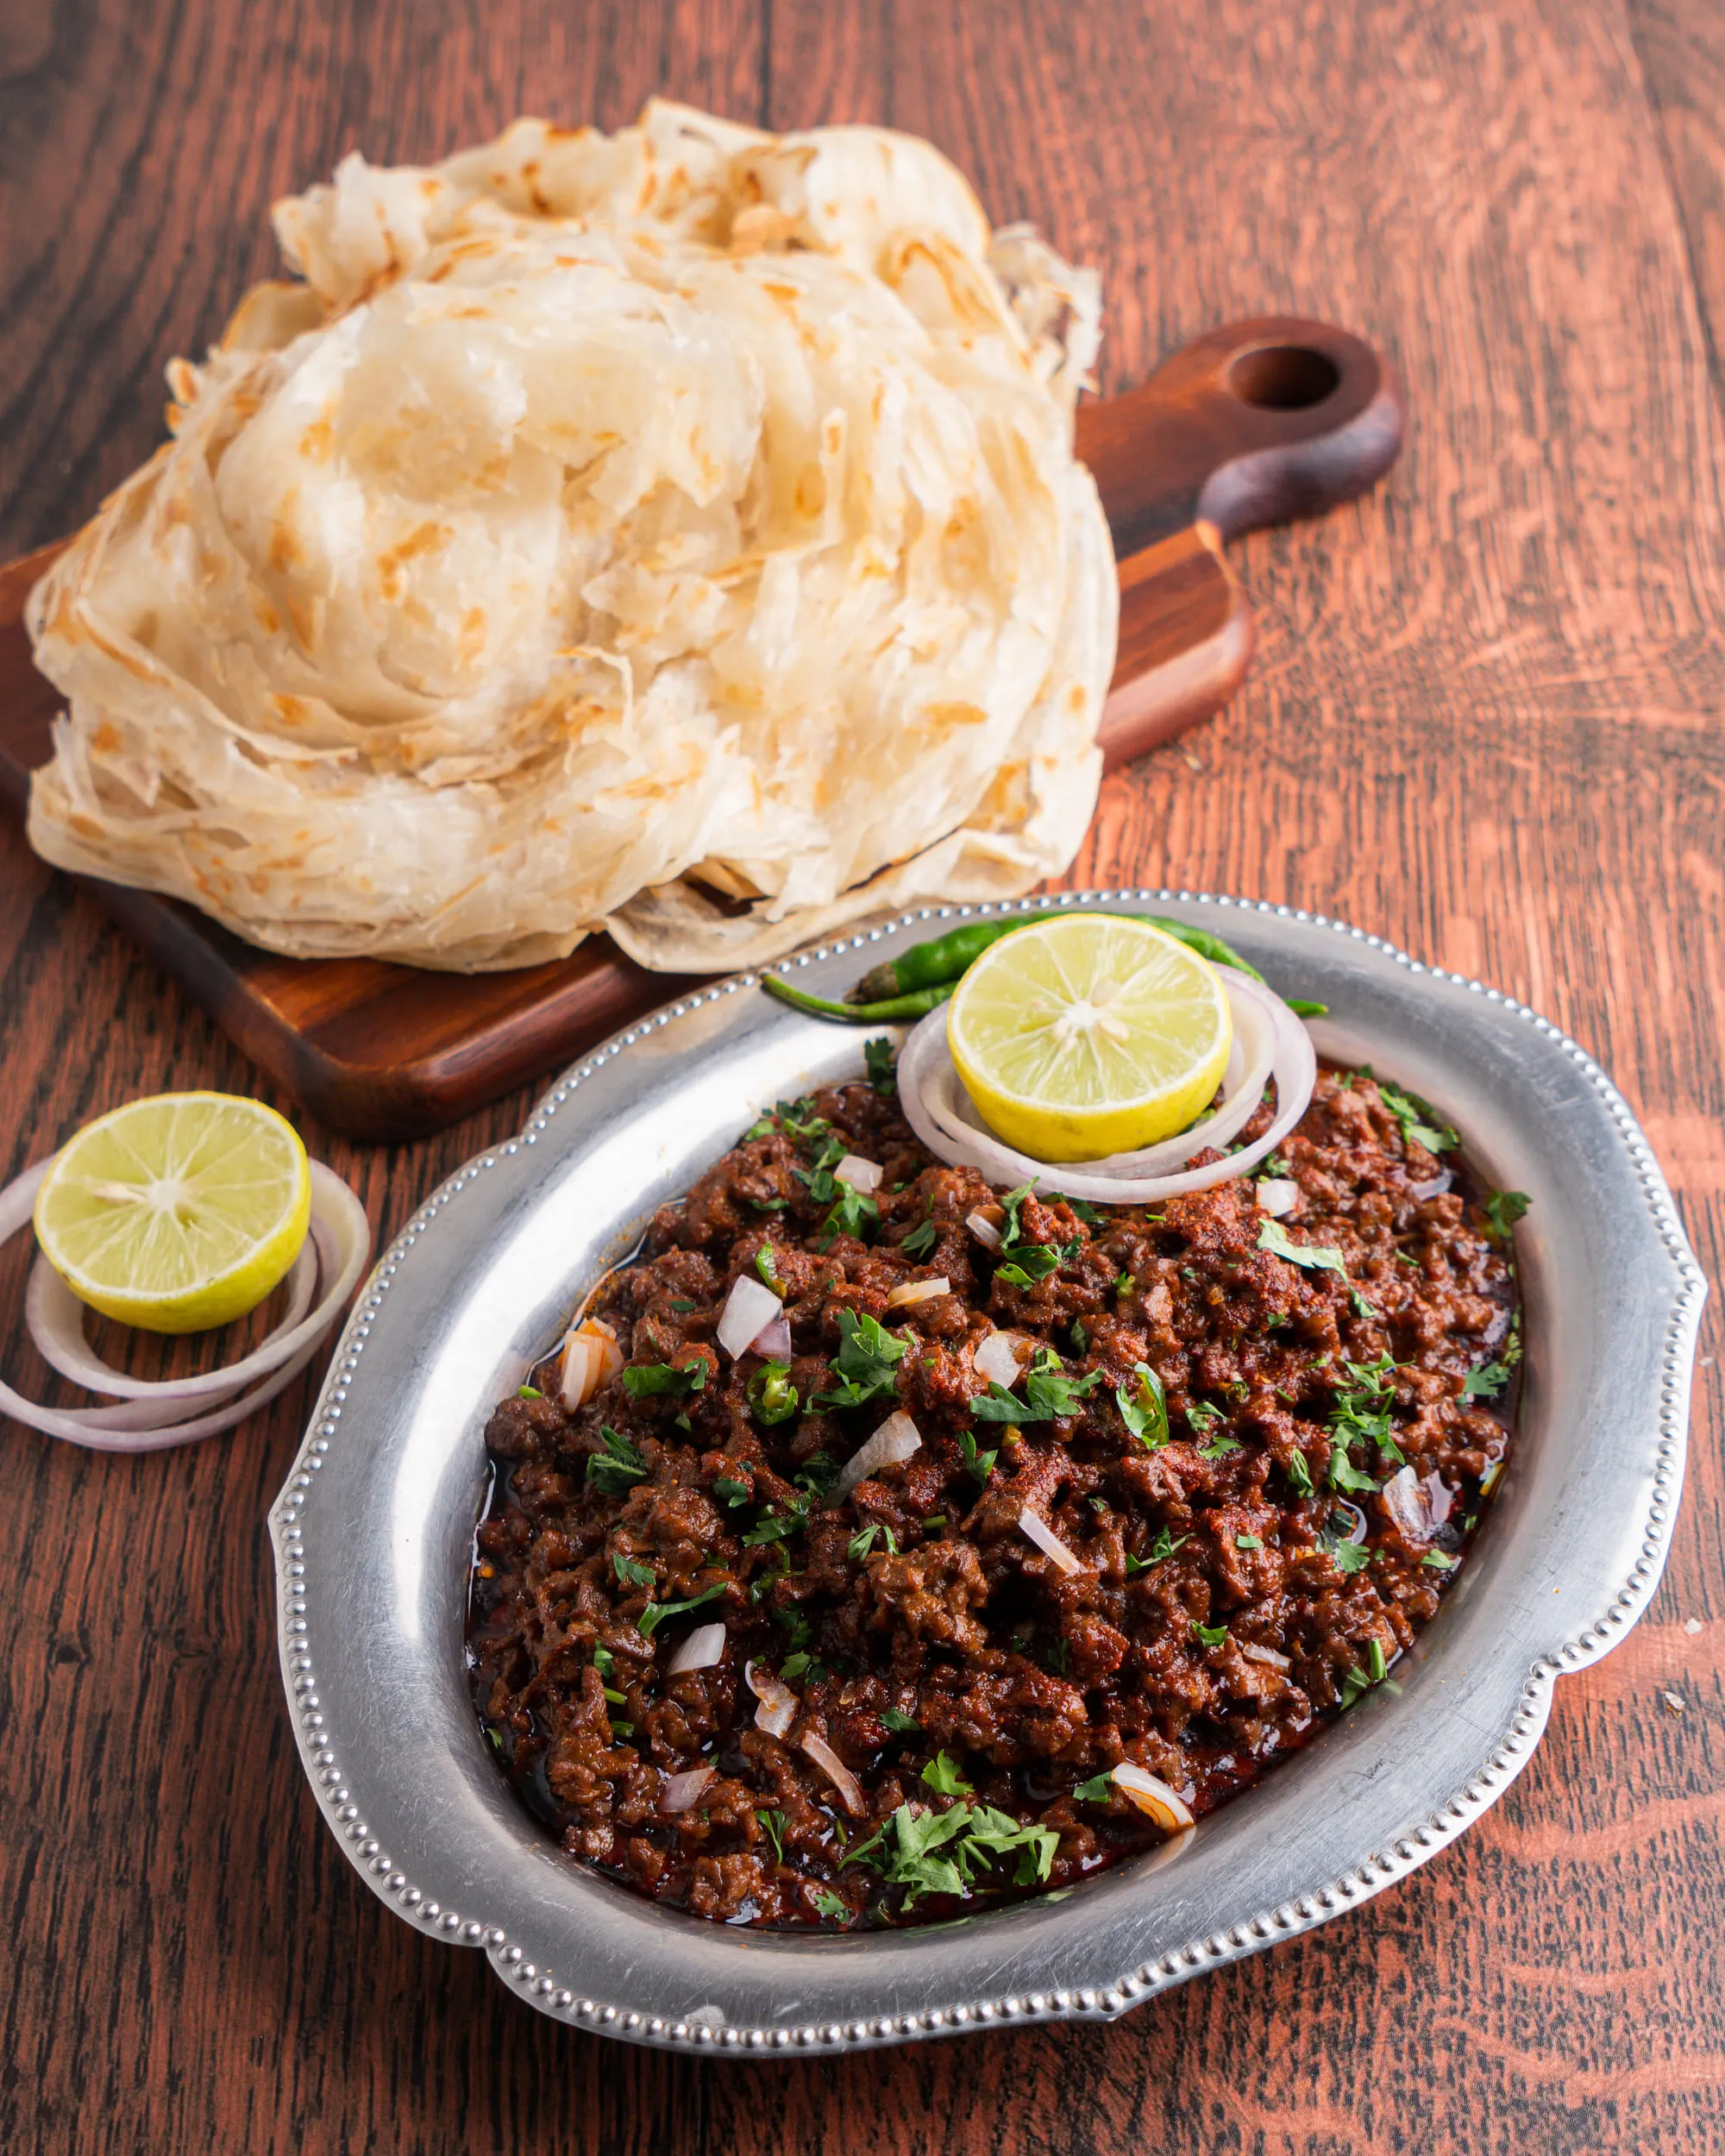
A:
[
  {"xmin": 947, "ymin": 915, "xmax": 1233, "ymax": 1163},
  {"xmin": 33, "ymin": 1093, "xmax": 312, "ymax": 1334}
]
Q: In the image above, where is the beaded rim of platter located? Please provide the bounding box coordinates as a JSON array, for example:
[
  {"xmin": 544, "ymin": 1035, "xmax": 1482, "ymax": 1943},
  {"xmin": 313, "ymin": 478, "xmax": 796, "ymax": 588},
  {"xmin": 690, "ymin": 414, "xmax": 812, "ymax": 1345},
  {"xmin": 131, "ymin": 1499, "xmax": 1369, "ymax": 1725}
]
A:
[{"xmin": 271, "ymin": 891, "xmax": 1705, "ymax": 2053}]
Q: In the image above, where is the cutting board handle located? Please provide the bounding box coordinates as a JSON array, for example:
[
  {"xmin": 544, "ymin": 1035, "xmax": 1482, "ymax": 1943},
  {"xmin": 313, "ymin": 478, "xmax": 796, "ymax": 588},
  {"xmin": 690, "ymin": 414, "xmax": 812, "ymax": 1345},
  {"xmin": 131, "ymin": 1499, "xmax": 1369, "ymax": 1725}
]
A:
[
  {"xmin": 1076, "ymin": 316, "xmax": 1404, "ymax": 561},
  {"xmin": 1081, "ymin": 316, "xmax": 1402, "ymax": 768}
]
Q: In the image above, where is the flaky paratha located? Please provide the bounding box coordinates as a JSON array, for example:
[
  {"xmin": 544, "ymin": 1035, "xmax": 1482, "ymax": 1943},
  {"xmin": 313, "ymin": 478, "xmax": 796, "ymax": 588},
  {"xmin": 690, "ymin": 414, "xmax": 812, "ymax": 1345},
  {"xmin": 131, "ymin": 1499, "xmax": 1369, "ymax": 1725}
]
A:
[{"xmin": 26, "ymin": 102, "xmax": 1117, "ymax": 972}]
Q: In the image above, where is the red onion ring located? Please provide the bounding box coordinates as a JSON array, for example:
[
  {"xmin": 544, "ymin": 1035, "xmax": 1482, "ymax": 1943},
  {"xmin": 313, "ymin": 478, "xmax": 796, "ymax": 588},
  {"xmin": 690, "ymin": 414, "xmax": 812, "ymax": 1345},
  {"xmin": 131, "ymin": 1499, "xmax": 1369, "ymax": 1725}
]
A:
[
  {"xmin": 0, "ymin": 1159, "xmax": 370, "ymax": 1452},
  {"xmin": 896, "ymin": 971, "xmax": 1317, "ymax": 1204}
]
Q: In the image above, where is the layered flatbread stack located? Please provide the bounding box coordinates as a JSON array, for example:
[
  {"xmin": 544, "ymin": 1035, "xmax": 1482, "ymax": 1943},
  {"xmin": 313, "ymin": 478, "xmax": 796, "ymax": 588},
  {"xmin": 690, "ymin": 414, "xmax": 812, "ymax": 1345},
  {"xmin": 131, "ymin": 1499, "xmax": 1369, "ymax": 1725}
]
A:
[{"xmin": 25, "ymin": 102, "xmax": 1117, "ymax": 972}]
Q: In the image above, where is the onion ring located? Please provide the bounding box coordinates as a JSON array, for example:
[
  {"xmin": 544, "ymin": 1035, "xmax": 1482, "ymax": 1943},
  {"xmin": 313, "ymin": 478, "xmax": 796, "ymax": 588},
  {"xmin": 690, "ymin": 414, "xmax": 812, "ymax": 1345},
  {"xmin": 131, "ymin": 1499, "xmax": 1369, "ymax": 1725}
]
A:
[
  {"xmin": 0, "ymin": 1159, "xmax": 370, "ymax": 1451},
  {"xmin": 897, "ymin": 971, "xmax": 1317, "ymax": 1205}
]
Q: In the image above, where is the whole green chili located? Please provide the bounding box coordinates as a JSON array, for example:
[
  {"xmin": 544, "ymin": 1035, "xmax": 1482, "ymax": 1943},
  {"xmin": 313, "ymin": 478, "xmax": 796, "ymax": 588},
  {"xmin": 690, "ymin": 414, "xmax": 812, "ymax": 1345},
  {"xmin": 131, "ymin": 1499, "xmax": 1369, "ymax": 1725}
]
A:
[
  {"xmin": 773, "ymin": 912, "xmax": 1286, "ymax": 1027},
  {"xmin": 762, "ymin": 976, "xmax": 956, "ymax": 1024},
  {"xmin": 849, "ymin": 918, "xmax": 1032, "ymax": 1002},
  {"xmin": 849, "ymin": 912, "xmax": 1268, "ymax": 1006}
]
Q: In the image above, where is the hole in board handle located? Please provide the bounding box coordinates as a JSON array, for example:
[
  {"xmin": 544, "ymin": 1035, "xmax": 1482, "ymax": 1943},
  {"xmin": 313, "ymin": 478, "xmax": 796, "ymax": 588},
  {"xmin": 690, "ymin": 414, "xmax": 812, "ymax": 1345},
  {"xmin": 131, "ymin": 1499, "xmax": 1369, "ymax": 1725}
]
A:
[{"xmin": 1226, "ymin": 345, "xmax": 1341, "ymax": 411}]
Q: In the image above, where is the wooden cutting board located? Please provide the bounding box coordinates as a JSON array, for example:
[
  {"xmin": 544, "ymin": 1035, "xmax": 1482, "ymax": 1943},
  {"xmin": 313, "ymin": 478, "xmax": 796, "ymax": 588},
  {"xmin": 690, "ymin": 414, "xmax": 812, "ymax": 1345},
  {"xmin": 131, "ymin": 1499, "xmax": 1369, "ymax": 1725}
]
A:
[{"xmin": 0, "ymin": 316, "xmax": 1401, "ymax": 1141}]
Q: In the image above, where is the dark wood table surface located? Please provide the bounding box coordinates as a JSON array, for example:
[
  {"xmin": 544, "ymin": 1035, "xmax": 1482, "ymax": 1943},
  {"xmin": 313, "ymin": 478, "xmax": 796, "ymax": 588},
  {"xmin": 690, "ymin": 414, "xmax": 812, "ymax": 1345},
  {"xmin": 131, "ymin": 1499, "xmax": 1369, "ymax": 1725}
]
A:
[{"xmin": 3, "ymin": 2, "xmax": 1722, "ymax": 2149}]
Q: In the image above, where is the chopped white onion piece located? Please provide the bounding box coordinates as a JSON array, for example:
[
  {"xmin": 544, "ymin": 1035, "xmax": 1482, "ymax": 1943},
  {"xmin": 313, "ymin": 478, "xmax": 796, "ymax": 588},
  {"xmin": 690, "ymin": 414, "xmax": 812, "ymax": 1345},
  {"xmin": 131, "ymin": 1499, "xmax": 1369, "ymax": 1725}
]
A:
[
  {"xmin": 1018, "ymin": 1505, "xmax": 1082, "ymax": 1576},
  {"xmin": 1, "ymin": 1158, "xmax": 370, "ymax": 1451},
  {"xmin": 899, "ymin": 969, "xmax": 1317, "ymax": 1205},
  {"xmin": 973, "ymin": 1330, "xmax": 1021, "ymax": 1388},
  {"xmin": 661, "ymin": 1765, "xmax": 716, "ymax": 1814},
  {"xmin": 886, "ymin": 1275, "xmax": 950, "ymax": 1309},
  {"xmin": 1256, "ymin": 1179, "xmax": 1299, "ymax": 1218},
  {"xmin": 717, "ymin": 1274, "xmax": 783, "ymax": 1359},
  {"xmin": 834, "ymin": 1409, "xmax": 922, "ymax": 1499},
  {"xmin": 834, "ymin": 1154, "xmax": 883, "ymax": 1194},
  {"xmin": 1408, "ymin": 1171, "xmax": 1453, "ymax": 1202},
  {"xmin": 1381, "ymin": 1463, "xmax": 1433, "ymax": 1541},
  {"xmin": 1421, "ymin": 1470, "xmax": 1454, "ymax": 1526},
  {"xmin": 754, "ymin": 1313, "xmax": 794, "ymax": 1361},
  {"xmin": 1239, "ymin": 1641, "xmax": 1292, "ymax": 1671},
  {"xmin": 799, "ymin": 1730, "xmax": 867, "ymax": 1817},
  {"xmin": 1112, "ymin": 1762, "xmax": 1195, "ymax": 1832},
  {"xmin": 560, "ymin": 1317, "xmax": 623, "ymax": 1408},
  {"xmin": 745, "ymin": 1660, "xmax": 798, "ymax": 1738},
  {"xmin": 666, "ymin": 1622, "xmax": 727, "ymax": 1675},
  {"xmin": 966, "ymin": 1210, "xmax": 1002, "ymax": 1250}
]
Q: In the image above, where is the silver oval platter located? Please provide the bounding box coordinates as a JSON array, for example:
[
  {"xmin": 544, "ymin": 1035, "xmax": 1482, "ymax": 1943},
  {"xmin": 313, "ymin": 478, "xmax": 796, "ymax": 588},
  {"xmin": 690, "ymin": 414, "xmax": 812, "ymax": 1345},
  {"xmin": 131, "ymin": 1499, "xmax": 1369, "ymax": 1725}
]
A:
[{"xmin": 271, "ymin": 892, "xmax": 1705, "ymax": 2055}]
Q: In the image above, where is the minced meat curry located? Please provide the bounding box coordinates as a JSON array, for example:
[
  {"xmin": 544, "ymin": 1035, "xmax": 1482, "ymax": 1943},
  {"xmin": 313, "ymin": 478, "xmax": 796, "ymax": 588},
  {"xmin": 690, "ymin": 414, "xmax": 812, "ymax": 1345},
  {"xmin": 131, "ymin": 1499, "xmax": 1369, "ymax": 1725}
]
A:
[{"xmin": 467, "ymin": 1054, "xmax": 1520, "ymax": 1928}]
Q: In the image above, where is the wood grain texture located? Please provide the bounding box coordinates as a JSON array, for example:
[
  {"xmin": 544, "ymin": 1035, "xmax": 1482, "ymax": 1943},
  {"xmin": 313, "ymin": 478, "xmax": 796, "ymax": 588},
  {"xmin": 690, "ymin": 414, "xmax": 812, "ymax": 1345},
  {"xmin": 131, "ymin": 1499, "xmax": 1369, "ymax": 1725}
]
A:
[
  {"xmin": 0, "ymin": 322, "xmax": 1401, "ymax": 1139},
  {"xmin": 0, "ymin": 1, "xmax": 1721, "ymax": 2150}
]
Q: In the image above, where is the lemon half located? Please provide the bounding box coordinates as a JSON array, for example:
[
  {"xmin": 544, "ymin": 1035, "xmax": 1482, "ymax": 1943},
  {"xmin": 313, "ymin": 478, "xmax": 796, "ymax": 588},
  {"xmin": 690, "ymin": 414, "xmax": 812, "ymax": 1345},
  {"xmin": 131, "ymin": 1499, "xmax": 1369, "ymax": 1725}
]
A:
[
  {"xmin": 947, "ymin": 915, "xmax": 1233, "ymax": 1162},
  {"xmin": 33, "ymin": 1093, "xmax": 312, "ymax": 1334}
]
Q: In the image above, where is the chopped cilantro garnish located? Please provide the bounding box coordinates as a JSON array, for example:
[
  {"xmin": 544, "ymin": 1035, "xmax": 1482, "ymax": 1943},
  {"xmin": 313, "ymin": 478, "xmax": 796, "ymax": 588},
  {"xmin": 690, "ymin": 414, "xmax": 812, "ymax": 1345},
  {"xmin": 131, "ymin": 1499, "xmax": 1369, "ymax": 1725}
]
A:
[
  {"xmin": 1327, "ymin": 1444, "xmax": 1379, "ymax": 1495},
  {"xmin": 743, "ymin": 1505, "xmax": 808, "ymax": 1548},
  {"xmin": 848, "ymin": 1521, "xmax": 900, "ymax": 1560},
  {"xmin": 586, "ymin": 1424, "xmax": 649, "ymax": 1495},
  {"xmin": 1322, "ymin": 1532, "xmax": 1372, "ymax": 1576},
  {"xmin": 862, "ymin": 1037, "xmax": 896, "ymax": 1094},
  {"xmin": 1483, "ymin": 1188, "xmax": 1531, "ymax": 1241},
  {"xmin": 821, "ymin": 1183, "xmax": 880, "ymax": 1247},
  {"xmin": 1235, "ymin": 1533, "xmax": 1264, "ymax": 1551},
  {"xmin": 1328, "ymin": 1358, "xmax": 1402, "ymax": 1461},
  {"xmin": 623, "ymin": 1357, "xmax": 707, "ymax": 1398},
  {"xmin": 775, "ymin": 1098, "xmax": 830, "ymax": 1140},
  {"xmin": 1461, "ymin": 1359, "xmax": 1511, "ymax": 1401},
  {"xmin": 1374, "ymin": 1076, "xmax": 1458, "ymax": 1154},
  {"xmin": 1056, "ymin": 1194, "xmax": 1106, "ymax": 1224},
  {"xmin": 973, "ymin": 1347, "xmax": 1103, "ymax": 1424},
  {"xmin": 1193, "ymin": 1620, "xmax": 1230, "ymax": 1647},
  {"xmin": 1126, "ymin": 1527, "xmax": 1189, "ymax": 1577},
  {"xmin": 997, "ymin": 1181, "xmax": 1034, "ymax": 1246},
  {"xmin": 901, "ymin": 1214, "xmax": 939, "ymax": 1260},
  {"xmin": 1258, "ymin": 1217, "xmax": 1348, "ymax": 1278},
  {"xmin": 778, "ymin": 1652, "xmax": 812, "ymax": 1680},
  {"xmin": 1072, "ymin": 1772, "xmax": 1114, "ymax": 1802},
  {"xmin": 668, "ymin": 1298, "xmax": 697, "ymax": 1313},
  {"xmin": 612, "ymin": 1552, "xmax": 655, "ymax": 1589},
  {"xmin": 638, "ymin": 1581, "xmax": 726, "ymax": 1638},
  {"xmin": 880, "ymin": 1708, "xmax": 919, "ymax": 1734},
  {"xmin": 1117, "ymin": 1363, "xmax": 1169, "ymax": 1450},
  {"xmin": 1197, "ymin": 1433, "xmax": 1242, "ymax": 1460},
  {"xmin": 921, "ymin": 1751, "xmax": 975, "ymax": 1797},
  {"xmin": 958, "ymin": 1429, "xmax": 997, "ymax": 1485},
  {"xmin": 1186, "ymin": 1398, "xmax": 1224, "ymax": 1432},
  {"xmin": 1422, "ymin": 1550, "xmax": 1459, "ymax": 1571},
  {"xmin": 812, "ymin": 1308, "xmax": 906, "ymax": 1409},
  {"xmin": 843, "ymin": 1798, "xmax": 1058, "ymax": 1906},
  {"xmin": 812, "ymin": 1887, "xmax": 850, "ymax": 1921},
  {"xmin": 994, "ymin": 1239, "xmax": 1079, "ymax": 1287},
  {"xmin": 517, "ymin": 1383, "xmax": 543, "ymax": 1399}
]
